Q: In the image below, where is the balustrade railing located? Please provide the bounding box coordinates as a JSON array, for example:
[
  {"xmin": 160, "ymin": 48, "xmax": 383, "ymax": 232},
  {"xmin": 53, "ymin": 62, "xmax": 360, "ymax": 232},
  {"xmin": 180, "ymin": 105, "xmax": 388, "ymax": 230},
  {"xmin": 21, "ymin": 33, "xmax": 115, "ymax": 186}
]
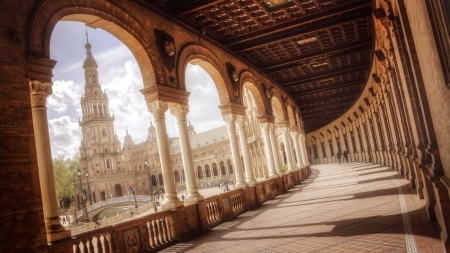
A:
[
  {"xmin": 77, "ymin": 195, "xmax": 151, "ymax": 218},
  {"xmin": 50, "ymin": 168, "xmax": 312, "ymax": 253}
]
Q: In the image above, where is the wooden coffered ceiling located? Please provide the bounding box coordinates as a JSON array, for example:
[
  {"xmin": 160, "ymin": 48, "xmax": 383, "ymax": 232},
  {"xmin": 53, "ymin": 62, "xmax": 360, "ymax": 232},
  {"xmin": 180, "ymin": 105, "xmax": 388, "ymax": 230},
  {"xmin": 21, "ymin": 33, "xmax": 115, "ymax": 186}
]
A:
[{"xmin": 146, "ymin": 0, "xmax": 374, "ymax": 133}]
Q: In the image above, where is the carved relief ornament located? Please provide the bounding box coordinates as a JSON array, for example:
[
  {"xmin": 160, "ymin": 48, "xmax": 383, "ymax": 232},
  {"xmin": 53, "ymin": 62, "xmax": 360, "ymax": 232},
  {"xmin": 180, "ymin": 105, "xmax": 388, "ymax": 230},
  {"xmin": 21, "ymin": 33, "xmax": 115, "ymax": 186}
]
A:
[{"xmin": 29, "ymin": 80, "xmax": 52, "ymax": 108}]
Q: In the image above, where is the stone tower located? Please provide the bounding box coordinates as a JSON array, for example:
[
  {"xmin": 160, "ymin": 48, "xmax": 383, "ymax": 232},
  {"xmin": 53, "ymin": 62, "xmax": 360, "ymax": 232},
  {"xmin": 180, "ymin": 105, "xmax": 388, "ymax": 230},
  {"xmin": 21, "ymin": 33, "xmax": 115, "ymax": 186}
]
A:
[{"xmin": 79, "ymin": 32, "xmax": 122, "ymax": 185}]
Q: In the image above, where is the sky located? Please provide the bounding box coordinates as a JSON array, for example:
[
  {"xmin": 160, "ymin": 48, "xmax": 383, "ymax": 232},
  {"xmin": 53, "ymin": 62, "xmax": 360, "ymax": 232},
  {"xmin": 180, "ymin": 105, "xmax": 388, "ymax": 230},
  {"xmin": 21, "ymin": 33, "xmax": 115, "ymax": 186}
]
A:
[{"xmin": 49, "ymin": 21, "xmax": 224, "ymax": 159}]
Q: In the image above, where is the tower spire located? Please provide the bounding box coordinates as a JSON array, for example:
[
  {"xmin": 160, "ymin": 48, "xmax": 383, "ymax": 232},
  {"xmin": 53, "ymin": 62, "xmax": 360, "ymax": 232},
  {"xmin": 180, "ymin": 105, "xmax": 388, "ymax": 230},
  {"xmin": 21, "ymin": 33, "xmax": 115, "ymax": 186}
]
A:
[{"xmin": 86, "ymin": 28, "xmax": 89, "ymax": 43}]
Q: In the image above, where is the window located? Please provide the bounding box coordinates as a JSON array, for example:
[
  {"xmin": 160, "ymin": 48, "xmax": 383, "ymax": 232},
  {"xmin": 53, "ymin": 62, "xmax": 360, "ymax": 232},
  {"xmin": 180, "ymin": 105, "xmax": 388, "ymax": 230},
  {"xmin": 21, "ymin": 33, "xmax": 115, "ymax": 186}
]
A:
[
  {"xmin": 106, "ymin": 160, "xmax": 111, "ymax": 169},
  {"xmin": 328, "ymin": 139, "xmax": 334, "ymax": 156}
]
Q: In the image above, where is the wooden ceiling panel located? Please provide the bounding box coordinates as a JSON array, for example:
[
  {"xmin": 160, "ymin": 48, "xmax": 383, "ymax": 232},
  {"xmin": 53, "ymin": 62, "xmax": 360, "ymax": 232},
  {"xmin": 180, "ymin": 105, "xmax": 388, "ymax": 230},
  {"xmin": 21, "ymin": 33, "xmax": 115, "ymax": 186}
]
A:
[{"xmin": 148, "ymin": 0, "xmax": 374, "ymax": 133}]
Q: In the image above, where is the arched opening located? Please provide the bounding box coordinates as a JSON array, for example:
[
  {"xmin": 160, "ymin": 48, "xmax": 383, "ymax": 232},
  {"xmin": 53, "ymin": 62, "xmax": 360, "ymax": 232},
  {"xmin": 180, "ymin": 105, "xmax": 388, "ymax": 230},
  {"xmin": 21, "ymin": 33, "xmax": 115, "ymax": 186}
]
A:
[
  {"xmin": 151, "ymin": 175, "xmax": 157, "ymax": 187},
  {"xmin": 174, "ymin": 170, "xmax": 180, "ymax": 183},
  {"xmin": 219, "ymin": 161, "xmax": 226, "ymax": 175},
  {"xmin": 227, "ymin": 159, "xmax": 233, "ymax": 174},
  {"xmin": 114, "ymin": 184, "xmax": 122, "ymax": 197},
  {"xmin": 197, "ymin": 166, "xmax": 203, "ymax": 179},
  {"xmin": 212, "ymin": 163, "xmax": 218, "ymax": 176},
  {"xmin": 158, "ymin": 174, "xmax": 164, "ymax": 186},
  {"xmin": 205, "ymin": 164, "xmax": 211, "ymax": 177}
]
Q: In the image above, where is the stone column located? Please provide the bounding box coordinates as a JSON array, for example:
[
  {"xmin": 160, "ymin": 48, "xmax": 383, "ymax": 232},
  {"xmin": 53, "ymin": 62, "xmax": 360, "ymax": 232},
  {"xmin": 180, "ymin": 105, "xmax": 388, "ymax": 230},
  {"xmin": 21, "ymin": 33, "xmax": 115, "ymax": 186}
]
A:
[
  {"xmin": 236, "ymin": 115, "xmax": 258, "ymax": 186},
  {"xmin": 300, "ymin": 134, "xmax": 310, "ymax": 165},
  {"xmin": 147, "ymin": 101, "xmax": 182, "ymax": 210},
  {"xmin": 223, "ymin": 114, "xmax": 248, "ymax": 188},
  {"xmin": 292, "ymin": 131, "xmax": 304, "ymax": 168},
  {"xmin": 269, "ymin": 124, "xmax": 283, "ymax": 176},
  {"xmin": 280, "ymin": 125, "xmax": 295, "ymax": 172},
  {"xmin": 169, "ymin": 103, "xmax": 204, "ymax": 203},
  {"xmin": 260, "ymin": 122, "xmax": 278, "ymax": 178},
  {"xmin": 29, "ymin": 80, "xmax": 71, "ymax": 242}
]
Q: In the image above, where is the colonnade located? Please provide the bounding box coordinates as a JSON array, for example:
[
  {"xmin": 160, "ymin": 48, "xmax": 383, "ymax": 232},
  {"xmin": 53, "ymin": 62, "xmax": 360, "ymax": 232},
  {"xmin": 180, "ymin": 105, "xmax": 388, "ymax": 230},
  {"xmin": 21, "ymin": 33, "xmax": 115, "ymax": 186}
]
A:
[{"xmin": 306, "ymin": 2, "xmax": 447, "ymax": 239}]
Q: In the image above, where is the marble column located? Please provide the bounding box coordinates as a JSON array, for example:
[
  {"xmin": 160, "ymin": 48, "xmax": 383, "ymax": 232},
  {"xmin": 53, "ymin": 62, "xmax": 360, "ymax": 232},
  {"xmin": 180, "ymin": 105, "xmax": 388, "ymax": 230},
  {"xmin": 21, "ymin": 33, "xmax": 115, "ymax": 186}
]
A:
[
  {"xmin": 292, "ymin": 131, "xmax": 304, "ymax": 169},
  {"xmin": 169, "ymin": 103, "xmax": 204, "ymax": 203},
  {"xmin": 29, "ymin": 80, "xmax": 71, "ymax": 242},
  {"xmin": 260, "ymin": 122, "xmax": 278, "ymax": 178},
  {"xmin": 280, "ymin": 126, "xmax": 295, "ymax": 172},
  {"xmin": 147, "ymin": 101, "xmax": 182, "ymax": 210},
  {"xmin": 269, "ymin": 124, "xmax": 283, "ymax": 176},
  {"xmin": 300, "ymin": 134, "xmax": 310, "ymax": 165},
  {"xmin": 223, "ymin": 114, "xmax": 248, "ymax": 188},
  {"xmin": 236, "ymin": 115, "xmax": 258, "ymax": 186}
]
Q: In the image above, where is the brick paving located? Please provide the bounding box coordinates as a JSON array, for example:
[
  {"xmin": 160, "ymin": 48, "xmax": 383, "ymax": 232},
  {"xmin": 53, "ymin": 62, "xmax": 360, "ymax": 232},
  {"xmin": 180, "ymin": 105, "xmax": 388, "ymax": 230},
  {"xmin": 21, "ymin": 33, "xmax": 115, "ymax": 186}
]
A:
[{"xmin": 162, "ymin": 163, "xmax": 444, "ymax": 253}]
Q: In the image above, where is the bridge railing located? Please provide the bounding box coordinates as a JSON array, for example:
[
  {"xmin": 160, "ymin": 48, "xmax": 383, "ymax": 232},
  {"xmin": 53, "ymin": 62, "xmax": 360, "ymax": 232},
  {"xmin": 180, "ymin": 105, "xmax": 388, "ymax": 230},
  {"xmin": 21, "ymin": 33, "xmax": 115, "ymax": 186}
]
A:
[{"xmin": 77, "ymin": 195, "xmax": 151, "ymax": 218}]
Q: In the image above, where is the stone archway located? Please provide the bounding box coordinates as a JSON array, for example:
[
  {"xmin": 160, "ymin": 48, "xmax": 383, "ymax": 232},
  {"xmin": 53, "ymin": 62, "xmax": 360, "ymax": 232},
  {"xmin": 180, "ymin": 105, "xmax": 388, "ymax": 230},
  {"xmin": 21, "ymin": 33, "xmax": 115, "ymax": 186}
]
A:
[
  {"xmin": 114, "ymin": 184, "xmax": 123, "ymax": 197},
  {"xmin": 28, "ymin": 1, "xmax": 164, "ymax": 87}
]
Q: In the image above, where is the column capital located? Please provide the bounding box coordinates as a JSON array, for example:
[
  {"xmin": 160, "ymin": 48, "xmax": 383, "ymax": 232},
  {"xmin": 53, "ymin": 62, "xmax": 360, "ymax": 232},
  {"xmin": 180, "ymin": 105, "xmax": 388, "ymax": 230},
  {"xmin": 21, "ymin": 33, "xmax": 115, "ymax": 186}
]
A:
[
  {"xmin": 235, "ymin": 115, "xmax": 247, "ymax": 128},
  {"xmin": 29, "ymin": 80, "xmax": 52, "ymax": 108},
  {"xmin": 257, "ymin": 114, "xmax": 275, "ymax": 124},
  {"xmin": 222, "ymin": 113, "xmax": 237, "ymax": 126},
  {"xmin": 277, "ymin": 120, "xmax": 290, "ymax": 128},
  {"xmin": 169, "ymin": 103, "xmax": 189, "ymax": 122},
  {"xmin": 147, "ymin": 101, "xmax": 168, "ymax": 121},
  {"xmin": 260, "ymin": 122, "xmax": 270, "ymax": 132}
]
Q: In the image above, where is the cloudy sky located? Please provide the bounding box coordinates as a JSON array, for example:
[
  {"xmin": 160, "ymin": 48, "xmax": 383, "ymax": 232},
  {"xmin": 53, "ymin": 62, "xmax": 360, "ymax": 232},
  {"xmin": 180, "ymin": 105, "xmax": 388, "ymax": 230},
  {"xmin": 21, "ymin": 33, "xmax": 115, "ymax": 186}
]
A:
[{"xmin": 49, "ymin": 21, "xmax": 224, "ymax": 159}]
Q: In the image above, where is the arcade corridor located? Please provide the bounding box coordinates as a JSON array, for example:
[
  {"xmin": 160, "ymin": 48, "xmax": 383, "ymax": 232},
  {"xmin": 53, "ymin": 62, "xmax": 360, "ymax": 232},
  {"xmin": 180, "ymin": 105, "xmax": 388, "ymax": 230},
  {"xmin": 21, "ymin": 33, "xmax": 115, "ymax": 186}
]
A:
[{"xmin": 163, "ymin": 163, "xmax": 444, "ymax": 253}]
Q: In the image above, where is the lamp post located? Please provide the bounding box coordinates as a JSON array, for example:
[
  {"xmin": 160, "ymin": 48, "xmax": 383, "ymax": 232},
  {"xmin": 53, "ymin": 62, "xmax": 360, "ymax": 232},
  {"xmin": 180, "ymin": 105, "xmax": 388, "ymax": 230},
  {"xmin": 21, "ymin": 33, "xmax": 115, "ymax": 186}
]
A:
[
  {"xmin": 85, "ymin": 171, "xmax": 92, "ymax": 205},
  {"xmin": 63, "ymin": 186, "xmax": 66, "ymax": 211},
  {"xmin": 130, "ymin": 186, "xmax": 138, "ymax": 208},
  {"xmin": 77, "ymin": 169, "xmax": 89, "ymax": 222},
  {"xmin": 145, "ymin": 159, "xmax": 157, "ymax": 212}
]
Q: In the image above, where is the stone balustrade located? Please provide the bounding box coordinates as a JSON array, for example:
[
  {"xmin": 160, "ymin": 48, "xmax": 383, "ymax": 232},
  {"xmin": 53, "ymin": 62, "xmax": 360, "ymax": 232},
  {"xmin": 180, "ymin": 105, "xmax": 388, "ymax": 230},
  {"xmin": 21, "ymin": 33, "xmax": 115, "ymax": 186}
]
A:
[{"xmin": 48, "ymin": 169, "xmax": 310, "ymax": 252}]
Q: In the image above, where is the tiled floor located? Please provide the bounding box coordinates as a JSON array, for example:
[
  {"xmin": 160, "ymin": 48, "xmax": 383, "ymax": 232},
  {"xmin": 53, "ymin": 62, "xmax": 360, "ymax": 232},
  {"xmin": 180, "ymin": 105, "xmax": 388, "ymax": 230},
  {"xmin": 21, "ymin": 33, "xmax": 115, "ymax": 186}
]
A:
[{"xmin": 162, "ymin": 163, "xmax": 444, "ymax": 253}]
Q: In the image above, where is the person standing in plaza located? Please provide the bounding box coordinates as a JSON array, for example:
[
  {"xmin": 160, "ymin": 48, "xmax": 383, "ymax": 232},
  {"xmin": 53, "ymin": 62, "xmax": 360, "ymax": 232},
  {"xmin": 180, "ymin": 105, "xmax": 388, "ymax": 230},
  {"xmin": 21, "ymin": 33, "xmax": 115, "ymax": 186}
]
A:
[{"xmin": 336, "ymin": 151, "xmax": 342, "ymax": 164}]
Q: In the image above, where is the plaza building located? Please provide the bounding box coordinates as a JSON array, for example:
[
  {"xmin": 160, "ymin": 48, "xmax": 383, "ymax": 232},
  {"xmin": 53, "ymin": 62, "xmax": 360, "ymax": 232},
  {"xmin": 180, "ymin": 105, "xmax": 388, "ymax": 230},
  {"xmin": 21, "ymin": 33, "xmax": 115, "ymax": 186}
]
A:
[{"xmin": 74, "ymin": 40, "xmax": 294, "ymax": 204}]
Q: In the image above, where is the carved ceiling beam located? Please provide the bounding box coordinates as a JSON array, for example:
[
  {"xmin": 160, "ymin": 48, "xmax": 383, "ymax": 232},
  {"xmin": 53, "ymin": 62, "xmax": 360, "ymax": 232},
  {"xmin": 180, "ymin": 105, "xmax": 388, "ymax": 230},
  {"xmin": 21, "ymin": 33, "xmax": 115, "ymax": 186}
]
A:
[
  {"xmin": 228, "ymin": 9, "xmax": 371, "ymax": 51},
  {"xmin": 293, "ymin": 79, "xmax": 366, "ymax": 97},
  {"xmin": 168, "ymin": 0, "xmax": 226, "ymax": 16},
  {"xmin": 301, "ymin": 102, "xmax": 353, "ymax": 113},
  {"xmin": 298, "ymin": 91, "xmax": 359, "ymax": 106},
  {"xmin": 282, "ymin": 63, "xmax": 370, "ymax": 88},
  {"xmin": 259, "ymin": 40, "xmax": 372, "ymax": 72},
  {"xmin": 224, "ymin": 1, "xmax": 371, "ymax": 47}
]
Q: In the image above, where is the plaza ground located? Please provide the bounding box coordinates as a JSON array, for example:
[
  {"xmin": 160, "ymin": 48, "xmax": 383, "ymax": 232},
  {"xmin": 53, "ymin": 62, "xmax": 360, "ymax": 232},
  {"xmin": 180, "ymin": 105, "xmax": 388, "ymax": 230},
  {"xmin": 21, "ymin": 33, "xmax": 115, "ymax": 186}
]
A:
[{"xmin": 162, "ymin": 163, "xmax": 444, "ymax": 253}]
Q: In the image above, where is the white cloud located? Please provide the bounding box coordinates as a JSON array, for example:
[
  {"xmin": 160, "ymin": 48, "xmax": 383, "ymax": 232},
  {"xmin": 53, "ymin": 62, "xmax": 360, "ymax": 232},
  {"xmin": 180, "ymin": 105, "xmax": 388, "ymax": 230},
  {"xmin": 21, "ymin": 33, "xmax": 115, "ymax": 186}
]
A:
[{"xmin": 48, "ymin": 21, "xmax": 225, "ymax": 159}]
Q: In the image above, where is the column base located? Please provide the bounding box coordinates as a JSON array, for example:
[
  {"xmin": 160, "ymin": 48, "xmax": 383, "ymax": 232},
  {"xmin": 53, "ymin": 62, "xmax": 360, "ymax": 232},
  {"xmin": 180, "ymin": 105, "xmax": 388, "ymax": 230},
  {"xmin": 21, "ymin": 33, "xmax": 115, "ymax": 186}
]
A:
[
  {"xmin": 245, "ymin": 179, "xmax": 258, "ymax": 187},
  {"xmin": 184, "ymin": 195, "xmax": 204, "ymax": 204},
  {"xmin": 161, "ymin": 200, "xmax": 184, "ymax": 210},
  {"xmin": 47, "ymin": 229, "xmax": 71, "ymax": 243},
  {"xmin": 234, "ymin": 182, "xmax": 248, "ymax": 189},
  {"xmin": 268, "ymin": 173, "xmax": 279, "ymax": 179}
]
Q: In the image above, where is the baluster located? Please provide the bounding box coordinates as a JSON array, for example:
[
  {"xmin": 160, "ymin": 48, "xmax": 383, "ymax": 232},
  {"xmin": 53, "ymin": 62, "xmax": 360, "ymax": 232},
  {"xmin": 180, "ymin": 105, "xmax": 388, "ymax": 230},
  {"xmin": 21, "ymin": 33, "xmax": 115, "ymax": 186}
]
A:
[
  {"xmin": 165, "ymin": 216, "xmax": 173, "ymax": 241},
  {"xmin": 81, "ymin": 240, "xmax": 89, "ymax": 253},
  {"xmin": 213, "ymin": 202, "xmax": 220, "ymax": 222},
  {"xmin": 156, "ymin": 219, "xmax": 163, "ymax": 245},
  {"xmin": 73, "ymin": 241, "xmax": 82, "ymax": 253},
  {"xmin": 96, "ymin": 235, "xmax": 103, "ymax": 253},
  {"xmin": 206, "ymin": 203, "xmax": 214, "ymax": 224},
  {"xmin": 239, "ymin": 194, "xmax": 243, "ymax": 211},
  {"xmin": 160, "ymin": 219, "xmax": 168, "ymax": 243},
  {"xmin": 231, "ymin": 196, "xmax": 235, "ymax": 212},
  {"xmin": 106, "ymin": 232, "xmax": 113, "ymax": 253},
  {"xmin": 147, "ymin": 221, "xmax": 155, "ymax": 248},
  {"xmin": 86, "ymin": 238, "xmax": 95, "ymax": 253},
  {"xmin": 151, "ymin": 220, "xmax": 160, "ymax": 246}
]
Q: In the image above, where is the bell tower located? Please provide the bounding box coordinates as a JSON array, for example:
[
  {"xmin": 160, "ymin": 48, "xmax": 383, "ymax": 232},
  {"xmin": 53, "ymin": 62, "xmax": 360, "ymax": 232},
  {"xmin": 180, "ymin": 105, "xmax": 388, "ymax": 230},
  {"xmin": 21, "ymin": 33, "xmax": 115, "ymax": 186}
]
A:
[{"xmin": 79, "ymin": 31, "xmax": 122, "ymax": 179}]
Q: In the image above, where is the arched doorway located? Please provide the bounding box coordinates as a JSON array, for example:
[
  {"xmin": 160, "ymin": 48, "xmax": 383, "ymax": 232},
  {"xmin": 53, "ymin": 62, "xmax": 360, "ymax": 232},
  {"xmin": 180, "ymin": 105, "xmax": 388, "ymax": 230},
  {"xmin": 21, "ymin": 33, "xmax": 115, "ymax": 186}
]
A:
[
  {"xmin": 158, "ymin": 174, "xmax": 164, "ymax": 185},
  {"xmin": 174, "ymin": 170, "xmax": 180, "ymax": 182},
  {"xmin": 220, "ymin": 161, "xmax": 226, "ymax": 175},
  {"xmin": 114, "ymin": 184, "xmax": 122, "ymax": 197},
  {"xmin": 151, "ymin": 175, "xmax": 157, "ymax": 186},
  {"xmin": 197, "ymin": 166, "xmax": 203, "ymax": 179}
]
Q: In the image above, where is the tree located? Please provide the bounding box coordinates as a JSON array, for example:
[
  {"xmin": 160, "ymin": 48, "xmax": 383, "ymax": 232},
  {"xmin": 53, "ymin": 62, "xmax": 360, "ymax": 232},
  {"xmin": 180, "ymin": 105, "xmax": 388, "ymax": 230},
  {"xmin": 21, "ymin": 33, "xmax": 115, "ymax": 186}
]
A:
[{"xmin": 53, "ymin": 155, "xmax": 80, "ymax": 210}]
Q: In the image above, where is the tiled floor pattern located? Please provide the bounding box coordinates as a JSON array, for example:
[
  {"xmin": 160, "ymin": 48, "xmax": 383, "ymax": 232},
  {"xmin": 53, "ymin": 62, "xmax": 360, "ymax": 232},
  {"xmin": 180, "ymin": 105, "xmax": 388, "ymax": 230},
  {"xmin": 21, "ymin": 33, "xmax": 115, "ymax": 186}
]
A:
[{"xmin": 162, "ymin": 163, "xmax": 444, "ymax": 252}]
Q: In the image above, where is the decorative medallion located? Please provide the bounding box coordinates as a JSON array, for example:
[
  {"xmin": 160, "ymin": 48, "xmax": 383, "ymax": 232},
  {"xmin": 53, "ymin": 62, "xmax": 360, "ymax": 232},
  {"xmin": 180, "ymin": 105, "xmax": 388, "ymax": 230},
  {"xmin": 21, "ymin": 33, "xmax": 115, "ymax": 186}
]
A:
[
  {"xmin": 226, "ymin": 62, "xmax": 240, "ymax": 101},
  {"xmin": 263, "ymin": 0, "xmax": 293, "ymax": 8},
  {"xmin": 154, "ymin": 29, "xmax": 176, "ymax": 72},
  {"xmin": 223, "ymin": 198, "xmax": 231, "ymax": 214},
  {"xmin": 124, "ymin": 227, "xmax": 141, "ymax": 253}
]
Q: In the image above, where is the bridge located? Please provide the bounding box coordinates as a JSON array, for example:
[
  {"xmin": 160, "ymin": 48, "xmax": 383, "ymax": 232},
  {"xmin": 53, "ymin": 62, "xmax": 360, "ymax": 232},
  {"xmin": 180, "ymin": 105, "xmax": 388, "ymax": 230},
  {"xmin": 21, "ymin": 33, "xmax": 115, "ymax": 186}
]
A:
[{"xmin": 76, "ymin": 195, "xmax": 151, "ymax": 220}]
